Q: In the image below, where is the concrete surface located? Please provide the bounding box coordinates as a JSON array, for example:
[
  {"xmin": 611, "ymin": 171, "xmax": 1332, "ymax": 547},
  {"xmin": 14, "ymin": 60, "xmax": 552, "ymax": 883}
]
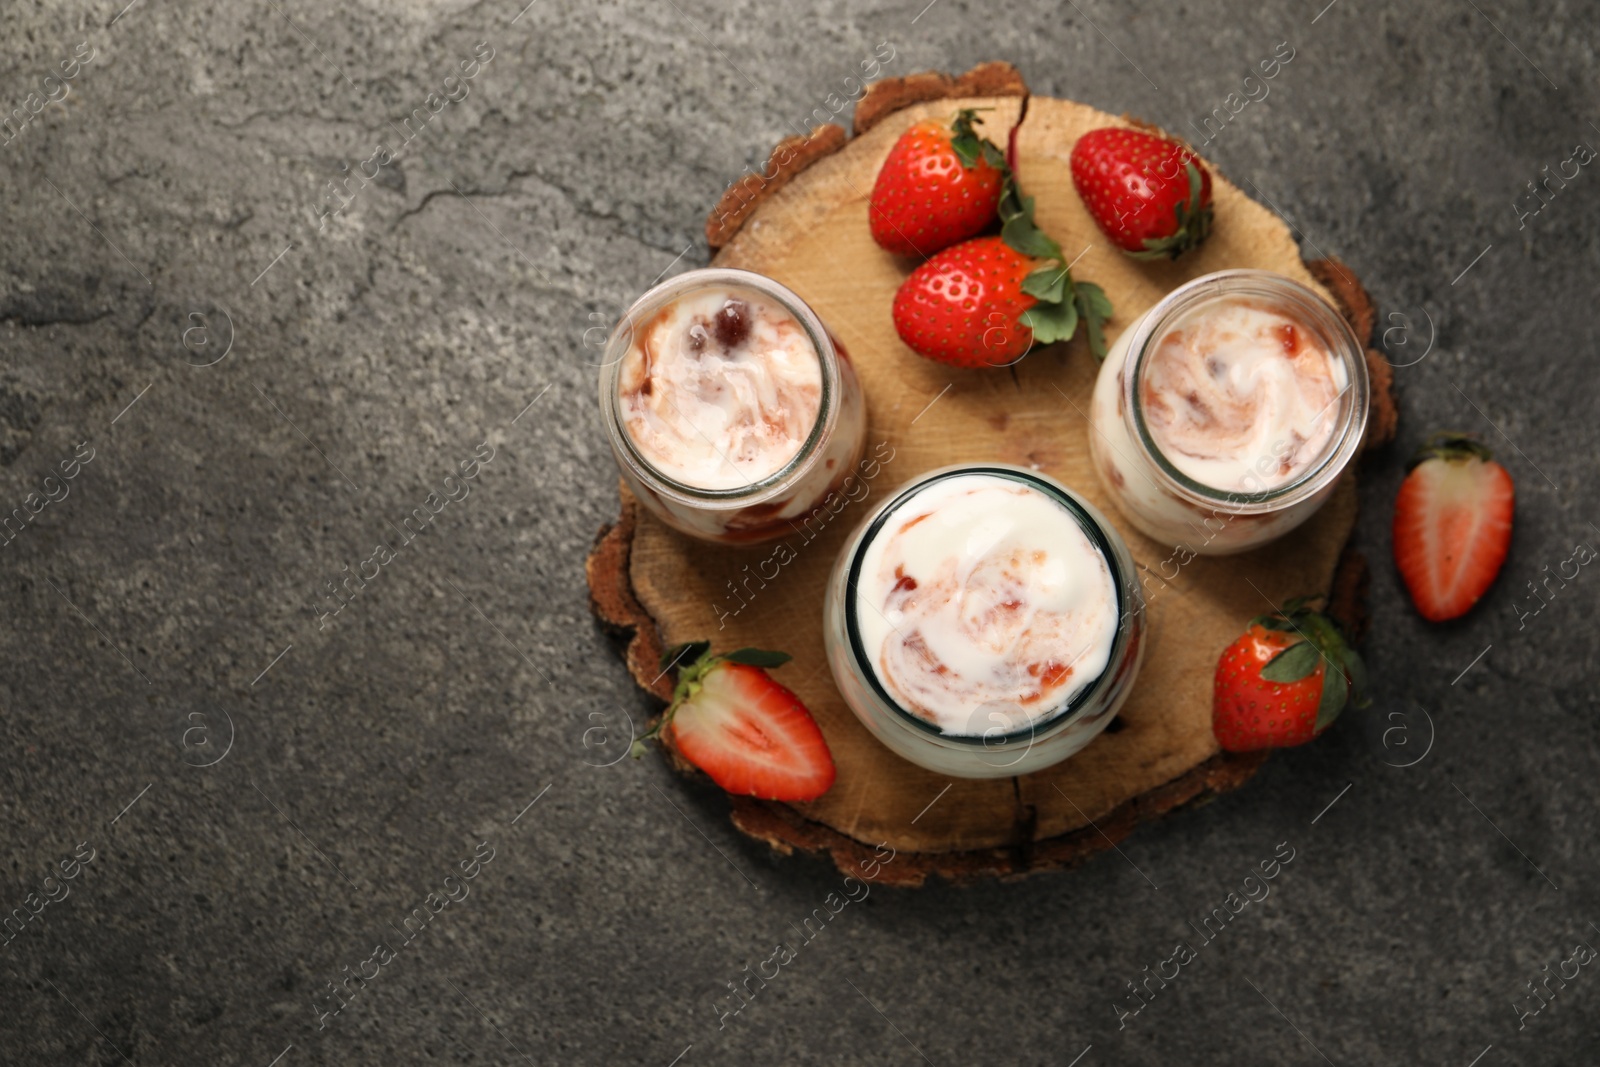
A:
[{"xmin": 2, "ymin": 0, "xmax": 1597, "ymax": 1063}]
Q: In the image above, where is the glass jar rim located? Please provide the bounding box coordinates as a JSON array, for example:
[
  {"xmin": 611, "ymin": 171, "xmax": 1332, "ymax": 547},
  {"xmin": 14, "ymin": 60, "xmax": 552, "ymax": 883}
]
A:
[
  {"xmin": 1123, "ymin": 269, "xmax": 1370, "ymax": 512},
  {"xmin": 597, "ymin": 267, "xmax": 839, "ymax": 505},
  {"xmin": 841, "ymin": 464, "xmax": 1135, "ymax": 747}
]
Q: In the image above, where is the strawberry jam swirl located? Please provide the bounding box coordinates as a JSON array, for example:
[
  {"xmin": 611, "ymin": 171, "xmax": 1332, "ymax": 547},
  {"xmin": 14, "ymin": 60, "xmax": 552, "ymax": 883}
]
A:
[
  {"xmin": 1140, "ymin": 298, "xmax": 1345, "ymax": 492},
  {"xmin": 617, "ymin": 286, "xmax": 822, "ymax": 490},
  {"xmin": 854, "ymin": 474, "xmax": 1119, "ymax": 735}
]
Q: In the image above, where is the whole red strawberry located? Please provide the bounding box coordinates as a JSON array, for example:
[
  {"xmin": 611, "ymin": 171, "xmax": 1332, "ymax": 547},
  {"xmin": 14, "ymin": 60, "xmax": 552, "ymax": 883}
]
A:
[
  {"xmin": 893, "ymin": 235, "xmax": 1113, "ymax": 367},
  {"xmin": 892, "ymin": 236, "xmax": 1035, "ymax": 367},
  {"xmin": 1212, "ymin": 598, "xmax": 1366, "ymax": 752},
  {"xmin": 869, "ymin": 109, "xmax": 1005, "ymax": 257},
  {"xmin": 1392, "ymin": 433, "xmax": 1515, "ymax": 621},
  {"xmin": 1070, "ymin": 127, "xmax": 1214, "ymax": 260},
  {"xmin": 635, "ymin": 642, "xmax": 835, "ymax": 802}
]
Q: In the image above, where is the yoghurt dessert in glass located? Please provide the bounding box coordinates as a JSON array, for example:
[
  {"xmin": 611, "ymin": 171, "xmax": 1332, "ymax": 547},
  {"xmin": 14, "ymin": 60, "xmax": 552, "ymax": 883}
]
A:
[
  {"xmin": 599, "ymin": 268, "xmax": 866, "ymax": 543},
  {"xmin": 1089, "ymin": 269, "xmax": 1369, "ymax": 554},
  {"xmin": 824, "ymin": 465, "xmax": 1145, "ymax": 778}
]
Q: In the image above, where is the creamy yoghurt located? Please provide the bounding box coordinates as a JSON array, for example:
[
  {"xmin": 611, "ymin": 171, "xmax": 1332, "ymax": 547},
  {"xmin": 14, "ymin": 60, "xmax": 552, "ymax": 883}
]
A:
[
  {"xmin": 853, "ymin": 473, "xmax": 1120, "ymax": 735},
  {"xmin": 1140, "ymin": 299, "xmax": 1345, "ymax": 492},
  {"xmin": 601, "ymin": 268, "xmax": 867, "ymax": 545},
  {"xmin": 617, "ymin": 285, "xmax": 822, "ymax": 490},
  {"xmin": 1088, "ymin": 270, "xmax": 1369, "ymax": 555}
]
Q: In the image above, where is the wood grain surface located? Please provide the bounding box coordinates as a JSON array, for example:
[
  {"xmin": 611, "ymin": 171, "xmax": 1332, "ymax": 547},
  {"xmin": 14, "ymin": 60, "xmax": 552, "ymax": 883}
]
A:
[{"xmin": 589, "ymin": 65, "xmax": 1394, "ymax": 885}]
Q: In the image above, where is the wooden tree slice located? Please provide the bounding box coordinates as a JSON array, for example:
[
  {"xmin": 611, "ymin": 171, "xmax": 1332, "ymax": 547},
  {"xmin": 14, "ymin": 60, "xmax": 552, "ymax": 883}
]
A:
[{"xmin": 589, "ymin": 66, "xmax": 1396, "ymax": 886}]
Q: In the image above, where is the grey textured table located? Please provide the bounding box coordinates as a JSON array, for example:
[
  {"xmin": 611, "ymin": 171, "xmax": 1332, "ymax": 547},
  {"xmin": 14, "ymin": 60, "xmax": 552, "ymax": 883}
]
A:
[{"xmin": 2, "ymin": 1, "xmax": 1596, "ymax": 1064}]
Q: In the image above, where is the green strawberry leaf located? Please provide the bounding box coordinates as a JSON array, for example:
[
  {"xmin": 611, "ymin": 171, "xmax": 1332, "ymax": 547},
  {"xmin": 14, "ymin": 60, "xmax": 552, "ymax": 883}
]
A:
[
  {"xmin": 1260, "ymin": 640, "xmax": 1321, "ymax": 683},
  {"xmin": 1338, "ymin": 645, "xmax": 1369, "ymax": 707},
  {"xmin": 1314, "ymin": 664, "xmax": 1350, "ymax": 731},
  {"xmin": 1001, "ymin": 198, "xmax": 1061, "ymax": 260},
  {"xmin": 720, "ymin": 648, "xmax": 792, "ymax": 668},
  {"xmin": 1022, "ymin": 265, "xmax": 1068, "ymax": 303},
  {"xmin": 659, "ymin": 640, "xmax": 710, "ymax": 675},
  {"xmin": 1075, "ymin": 282, "xmax": 1112, "ymax": 360},
  {"xmin": 1019, "ymin": 298, "xmax": 1078, "ymax": 345},
  {"xmin": 1299, "ymin": 610, "xmax": 1335, "ymax": 650},
  {"xmin": 1130, "ymin": 236, "xmax": 1180, "ymax": 261},
  {"xmin": 1246, "ymin": 596, "xmax": 1370, "ymax": 728},
  {"xmin": 949, "ymin": 108, "xmax": 1005, "ymax": 170},
  {"xmin": 950, "ymin": 132, "xmax": 982, "ymax": 168},
  {"xmin": 997, "ymin": 176, "xmax": 1026, "ymax": 221},
  {"xmin": 1077, "ymin": 281, "xmax": 1114, "ymax": 321},
  {"xmin": 1280, "ymin": 595, "xmax": 1315, "ymax": 616}
]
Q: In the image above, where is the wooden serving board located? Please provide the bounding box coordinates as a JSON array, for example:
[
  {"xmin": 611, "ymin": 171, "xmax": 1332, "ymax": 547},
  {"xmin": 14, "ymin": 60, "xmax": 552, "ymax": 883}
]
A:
[{"xmin": 588, "ymin": 64, "xmax": 1396, "ymax": 886}]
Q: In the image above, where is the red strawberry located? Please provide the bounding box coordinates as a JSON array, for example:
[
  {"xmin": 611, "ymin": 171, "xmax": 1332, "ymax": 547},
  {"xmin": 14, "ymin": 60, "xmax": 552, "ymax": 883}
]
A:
[
  {"xmin": 637, "ymin": 642, "xmax": 835, "ymax": 802},
  {"xmin": 892, "ymin": 236, "xmax": 1036, "ymax": 367},
  {"xmin": 1212, "ymin": 598, "xmax": 1366, "ymax": 752},
  {"xmin": 1392, "ymin": 434, "xmax": 1515, "ymax": 621},
  {"xmin": 892, "ymin": 235, "xmax": 1113, "ymax": 367},
  {"xmin": 1070, "ymin": 127, "xmax": 1214, "ymax": 260},
  {"xmin": 869, "ymin": 109, "xmax": 1006, "ymax": 257}
]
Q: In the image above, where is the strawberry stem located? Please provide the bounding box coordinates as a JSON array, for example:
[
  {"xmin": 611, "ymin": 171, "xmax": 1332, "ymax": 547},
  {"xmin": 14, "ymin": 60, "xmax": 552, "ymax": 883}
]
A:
[
  {"xmin": 949, "ymin": 108, "xmax": 1007, "ymax": 171},
  {"xmin": 950, "ymin": 111, "xmax": 1112, "ymax": 359}
]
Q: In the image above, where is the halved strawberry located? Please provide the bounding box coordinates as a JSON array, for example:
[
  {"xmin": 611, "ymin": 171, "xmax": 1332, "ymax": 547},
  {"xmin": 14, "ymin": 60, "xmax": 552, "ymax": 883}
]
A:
[
  {"xmin": 1212, "ymin": 598, "xmax": 1367, "ymax": 752},
  {"xmin": 869, "ymin": 109, "xmax": 1006, "ymax": 257},
  {"xmin": 1392, "ymin": 433, "xmax": 1515, "ymax": 621},
  {"xmin": 636, "ymin": 642, "xmax": 835, "ymax": 802}
]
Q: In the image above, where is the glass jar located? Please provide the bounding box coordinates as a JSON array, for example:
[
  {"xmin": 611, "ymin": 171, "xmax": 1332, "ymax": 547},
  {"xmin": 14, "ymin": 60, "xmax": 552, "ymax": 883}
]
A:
[
  {"xmin": 823, "ymin": 464, "xmax": 1146, "ymax": 779},
  {"xmin": 1088, "ymin": 269, "xmax": 1369, "ymax": 555},
  {"xmin": 598, "ymin": 268, "xmax": 866, "ymax": 544}
]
